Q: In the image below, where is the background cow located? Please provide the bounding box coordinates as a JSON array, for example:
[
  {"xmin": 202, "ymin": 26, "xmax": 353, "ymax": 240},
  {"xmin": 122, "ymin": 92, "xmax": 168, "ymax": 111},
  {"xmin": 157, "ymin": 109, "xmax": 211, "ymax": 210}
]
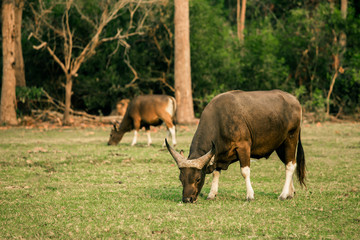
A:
[
  {"xmin": 166, "ymin": 90, "xmax": 305, "ymax": 203},
  {"xmin": 108, "ymin": 95, "xmax": 176, "ymax": 146}
]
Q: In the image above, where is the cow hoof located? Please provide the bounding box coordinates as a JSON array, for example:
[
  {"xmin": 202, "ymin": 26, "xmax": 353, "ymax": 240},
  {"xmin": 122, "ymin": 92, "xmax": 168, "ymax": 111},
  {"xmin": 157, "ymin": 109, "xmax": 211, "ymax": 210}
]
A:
[
  {"xmin": 246, "ymin": 197, "xmax": 255, "ymax": 201},
  {"xmin": 246, "ymin": 192, "xmax": 254, "ymax": 201},
  {"xmin": 206, "ymin": 194, "xmax": 217, "ymax": 200},
  {"xmin": 278, "ymin": 195, "xmax": 293, "ymax": 201}
]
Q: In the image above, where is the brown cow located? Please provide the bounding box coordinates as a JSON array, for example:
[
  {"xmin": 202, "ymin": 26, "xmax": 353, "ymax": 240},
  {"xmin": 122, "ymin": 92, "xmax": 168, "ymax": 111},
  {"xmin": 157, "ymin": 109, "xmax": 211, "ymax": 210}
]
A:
[
  {"xmin": 108, "ymin": 95, "xmax": 176, "ymax": 146},
  {"xmin": 166, "ymin": 90, "xmax": 305, "ymax": 203}
]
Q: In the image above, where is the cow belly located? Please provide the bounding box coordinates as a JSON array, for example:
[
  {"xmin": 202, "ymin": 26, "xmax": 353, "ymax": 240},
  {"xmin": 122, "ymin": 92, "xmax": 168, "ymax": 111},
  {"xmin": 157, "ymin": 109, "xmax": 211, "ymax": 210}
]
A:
[
  {"xmin": 214, "ymin": 151, "xmax": 238, "ymax": 170},
  {"xmin": 140, "ymin": 119, "xmax": 163, "ymax": 127},
  {"xmin": 251, "ymin": 150, "xmax": 274, "ymax": 159},
  {"xmin": 216, "ymin": 159, "xmax": 238, "ymax": 170}
]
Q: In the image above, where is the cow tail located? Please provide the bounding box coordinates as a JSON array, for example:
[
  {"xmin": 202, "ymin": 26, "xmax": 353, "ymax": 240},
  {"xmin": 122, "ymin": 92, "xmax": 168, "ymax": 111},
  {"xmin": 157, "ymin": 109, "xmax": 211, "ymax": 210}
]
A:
[
  {"xmin": 296, "ymin": 128, "xmax": 306, "ymax": 188},
  {"xmin": 171, "ymin": 96, "xmax": 177, "ymax": 125}
]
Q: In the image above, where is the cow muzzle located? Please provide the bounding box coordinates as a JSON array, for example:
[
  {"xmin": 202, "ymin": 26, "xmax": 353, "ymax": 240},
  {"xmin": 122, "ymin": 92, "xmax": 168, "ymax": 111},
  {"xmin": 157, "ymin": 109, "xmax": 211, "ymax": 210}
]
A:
[
  {"xmin": 107, "ymin": 141, "xmax": 118, "ymax": 146},
  {"xmin": 182, "ymin": 196, "xmax": 197, "ymax": 203}
]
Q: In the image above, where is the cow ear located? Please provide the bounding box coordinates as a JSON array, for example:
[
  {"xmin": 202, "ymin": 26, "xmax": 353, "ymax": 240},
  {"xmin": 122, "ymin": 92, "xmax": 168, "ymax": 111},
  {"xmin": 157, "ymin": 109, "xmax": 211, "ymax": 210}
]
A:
[{"xmin": 195, "ymin": 144, "xmax": 216, "ymax": 169}]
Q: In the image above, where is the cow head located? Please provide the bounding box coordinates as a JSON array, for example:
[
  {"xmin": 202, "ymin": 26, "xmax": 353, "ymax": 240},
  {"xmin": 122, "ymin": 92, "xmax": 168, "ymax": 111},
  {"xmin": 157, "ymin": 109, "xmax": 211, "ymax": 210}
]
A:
[
  {"xmin": 107, "ymin": 121, "xmax": 124, "ymax": 145},
  {"xmin": 165, "ymin": 139, "xmax": 215, "ymax": 203}
]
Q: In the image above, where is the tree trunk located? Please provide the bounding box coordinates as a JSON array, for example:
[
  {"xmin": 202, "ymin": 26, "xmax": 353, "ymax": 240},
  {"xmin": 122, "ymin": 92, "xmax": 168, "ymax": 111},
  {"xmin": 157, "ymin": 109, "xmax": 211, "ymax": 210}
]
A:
[
  {"xmin": 1, "ymin": 0, "xmax": 18, "ymax": 125},
  {"xmin": 237, "ymin": 0, "xmax": 241, "ymax": 40},
  {"xmin": 63, "ymin": 74, "xmax": 73, "ymax": 125},
  {"xmin": 174, "ymin": 0, "xmax": 195, "ymax": 124},
  {"xmin": 239, "ymin": 0, "xmax": 246, "ymax": 42},
  {"xmin": 14, "ymin": 0, "xmax": 25, "ymax": 87},
  {"xmin": 341, "ymin": 0, "xmax": 347, "ymax": 19}
]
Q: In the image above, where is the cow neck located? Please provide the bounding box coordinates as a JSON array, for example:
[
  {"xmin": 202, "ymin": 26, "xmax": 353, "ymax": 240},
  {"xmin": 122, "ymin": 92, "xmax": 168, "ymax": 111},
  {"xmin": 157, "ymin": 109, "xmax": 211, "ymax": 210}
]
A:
[
  {"xmin": 188, "ymin": 123, "xmax": 215, "ymax": 160},
  {"xmin": 117, "ymin": 117, "xmax": 132, "ymax": 135}
]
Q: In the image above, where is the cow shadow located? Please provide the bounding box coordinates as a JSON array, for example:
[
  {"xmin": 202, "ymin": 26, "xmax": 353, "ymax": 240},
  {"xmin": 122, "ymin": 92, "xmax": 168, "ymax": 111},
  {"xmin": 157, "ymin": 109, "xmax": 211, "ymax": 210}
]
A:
[{"xmin": 145, "ymin": 187, "xmax": 279, "ymax": 203}]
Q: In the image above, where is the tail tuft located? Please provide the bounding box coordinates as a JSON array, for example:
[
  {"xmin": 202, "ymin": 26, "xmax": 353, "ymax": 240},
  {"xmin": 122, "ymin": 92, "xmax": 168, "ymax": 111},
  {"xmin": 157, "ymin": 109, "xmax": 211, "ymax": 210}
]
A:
[{"xmin": 296, "ymin": 129, "xmax": 306, "ymax": 187}]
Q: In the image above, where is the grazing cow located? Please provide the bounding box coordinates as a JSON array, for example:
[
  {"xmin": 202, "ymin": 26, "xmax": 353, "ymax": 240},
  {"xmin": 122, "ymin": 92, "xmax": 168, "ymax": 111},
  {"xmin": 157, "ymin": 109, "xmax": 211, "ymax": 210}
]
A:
[
  {"xmin": 166, "ymin": 90, "xmax": 305, "ymax": 203},
  {"xmin": 108, "ymin": 95, "xmax": 177, "ymax": 146}
]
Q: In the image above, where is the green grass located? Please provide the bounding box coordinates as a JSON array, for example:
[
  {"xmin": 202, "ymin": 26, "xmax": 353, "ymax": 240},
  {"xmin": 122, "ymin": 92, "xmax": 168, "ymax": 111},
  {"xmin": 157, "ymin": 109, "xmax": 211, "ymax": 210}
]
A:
[{"xmin": 0, "ymin": 123, "xmax": 359, "ymax": 239}]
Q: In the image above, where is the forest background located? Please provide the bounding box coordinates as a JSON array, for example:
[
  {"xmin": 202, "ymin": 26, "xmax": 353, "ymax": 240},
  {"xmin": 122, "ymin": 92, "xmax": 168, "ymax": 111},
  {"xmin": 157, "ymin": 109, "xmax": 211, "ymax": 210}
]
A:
[{"xmin": 1, "ymin": 0, "xmax": 360, "ymax": 122}]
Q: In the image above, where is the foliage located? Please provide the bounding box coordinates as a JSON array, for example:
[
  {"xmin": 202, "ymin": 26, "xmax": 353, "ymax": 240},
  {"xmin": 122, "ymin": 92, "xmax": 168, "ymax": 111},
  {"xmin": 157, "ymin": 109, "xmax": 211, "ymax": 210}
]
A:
[
  {"xmin": 189, "ymin": 0, "xmax": 243, "ymax": 114},
  {"xmin": 4, "ymin": 0, "xmax": 360, "ymax": 118},
  {"xmin": 241, "ymin": 17, "xmax": 290, "ymax": 91},
  {"xmin": 0, "ymin": 124, "xmax": 359, "ymax": 238},
  {"xmin": 15, "ymin": 86, "xmax": 44, "ymax": 116},
  {"xmin": 16, "ymin": 86, "xmax": 43, "ymax": 103}
]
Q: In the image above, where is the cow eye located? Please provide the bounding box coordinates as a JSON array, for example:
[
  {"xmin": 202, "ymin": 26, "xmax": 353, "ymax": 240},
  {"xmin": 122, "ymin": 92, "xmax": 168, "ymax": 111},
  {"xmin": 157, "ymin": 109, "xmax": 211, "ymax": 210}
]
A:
[{"xmin": 196, "ymin": 177, "xmax": 201, "ymax": 183}]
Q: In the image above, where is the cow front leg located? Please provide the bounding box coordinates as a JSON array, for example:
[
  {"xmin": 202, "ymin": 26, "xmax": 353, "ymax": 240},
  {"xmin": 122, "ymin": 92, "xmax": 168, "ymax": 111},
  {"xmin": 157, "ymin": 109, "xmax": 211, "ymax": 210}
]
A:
[
  {"xmin": 131, "ymin": 130, "xmax": 138, "ymax": 146},
  {"xmin": 131, "ymin": 120, "xmax": 141, "ymax": 146},
  {"xmin": 145, "ymin": 126, "xmax": 152, "ymax": 146},
  {"xmin": 279, "ymin": 161, "xmax": 296, "ymax": 200},
  {"xmin": 236, "ymin": 145, "xmax": 254, "ymax": 201},
  {"xmin": 207, "ymin": 170, "xmax": 221, "ymax": 200},
  {"xmin": 241, "ymin": 166, "xmax": 254, "ymax": 201}
]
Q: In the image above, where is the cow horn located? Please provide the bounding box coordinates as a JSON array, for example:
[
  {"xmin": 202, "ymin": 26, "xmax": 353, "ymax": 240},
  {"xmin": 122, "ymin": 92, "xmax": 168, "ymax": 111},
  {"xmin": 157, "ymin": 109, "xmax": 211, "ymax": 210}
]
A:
[
  {"xmin": 191, "ymin": 142, "xmax": 215, "ymax": 169},
  {"xmin": 165, "ymin": 139, "xmax": 186, "ymax": 167},
  {"xmin": 165, "ymin": 139, "xmax": 215, "ymax": 170}
]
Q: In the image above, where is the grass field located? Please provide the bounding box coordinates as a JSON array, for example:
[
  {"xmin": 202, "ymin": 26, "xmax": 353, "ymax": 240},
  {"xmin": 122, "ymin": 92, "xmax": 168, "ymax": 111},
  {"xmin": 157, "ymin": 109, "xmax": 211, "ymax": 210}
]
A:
[{"xmin": 0, "ymin": 123, "xmax": 359, "ymax": 239}]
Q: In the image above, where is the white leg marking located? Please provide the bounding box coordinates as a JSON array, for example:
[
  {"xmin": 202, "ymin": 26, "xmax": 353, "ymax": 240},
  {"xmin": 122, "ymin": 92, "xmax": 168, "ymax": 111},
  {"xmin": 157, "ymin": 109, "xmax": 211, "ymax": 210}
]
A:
[
  {"xmin": 207, "ymin": 170, "xmax": 221, "ymax": 200},
  {"xmin": 162, "ymin": 130, "xmax": 171, "ymax": 147},
  {"xmin": 279, "ymin": 162, "xmax": 296, "ymax": 200},
  {"xmin": 146, "ymin": 130, "xmax": 152, "ymax": 146},
  {"xmin": 241, "ymin": 167, "xmax": 254, "ymax": 201},
  {"xmin": 169, "ymin": 126, "xmax": 176, "ymax": 146},
  {"xmin": 131, "ymin": 131, "xmax": 138, "ymax": 146}
]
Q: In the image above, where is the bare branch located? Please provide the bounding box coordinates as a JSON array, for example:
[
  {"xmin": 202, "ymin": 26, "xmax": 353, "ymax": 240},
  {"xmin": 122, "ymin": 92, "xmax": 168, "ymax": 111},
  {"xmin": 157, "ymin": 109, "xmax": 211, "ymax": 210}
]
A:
[
  {"xmin": 30, "ymin": 32, "xmax": 67, "ymax": 74},
  {"xmin": 124, "ymin": 55, "xmax": 139, "ymax": 88},
  {"xmin": 29, "ymin": 1, "xmax": 65, "ymax": 38},
  {"xmin": 151, "ymin": 74, "xmax": 175, "ymax": 92},
  {"xmin": 73, "ymin": 2, "xmax": 96, "ymax": 29},
  {"xmin": 33, "ymin": 41, "xmax": 47, "ymax": 50},
  {"xmin": 64, "ymin": 0, "xmax": 73, "ymax": 71}
]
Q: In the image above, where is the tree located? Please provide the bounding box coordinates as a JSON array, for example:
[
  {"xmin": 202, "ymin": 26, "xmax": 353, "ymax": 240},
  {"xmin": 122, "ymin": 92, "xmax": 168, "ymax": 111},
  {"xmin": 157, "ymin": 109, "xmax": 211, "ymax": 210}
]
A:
[
  {"xmin": 1, "ymin": 0, "xmax": 18, "ymax": 125},
  {"xmin": 29, "ymin": 0, "xmax": 152, "ymax": 125},
  {"xmin": 15, "ymin": 0, "xmax": 26, "ymax": 87},
  {"xmin": 174, "ymin": 0, "xmax": 195, "ymax": 124},
  {"xmin": 237, "ymin": 0, "xmax": 246, "ymax": 42},
  {"xmin": 326, "ymin": 0, "xmax": 347, "ymax": 116}
]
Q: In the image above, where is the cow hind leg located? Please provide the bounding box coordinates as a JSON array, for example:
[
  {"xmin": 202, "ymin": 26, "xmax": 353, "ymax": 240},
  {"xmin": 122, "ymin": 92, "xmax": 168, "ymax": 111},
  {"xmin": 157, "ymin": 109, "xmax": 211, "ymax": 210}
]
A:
[
  {"xmin": 236, "ymin": 144, "xmax": 254, "ymax": 201},
  {"xmin": 207, "ymin": 170, "xmax": 221, "ymax": 200},
  {"xmin": 163, "ymin": 130, "xmax": 171, "ymax": 147},
  {"xmin": 276, "ymin": 138, "xmax": 298, "ymax": 200},
  {"xmin": 169, "ymin": 126, "xmax": 176, "ymax": 146},
  {"xmin": 161, "ymin": 114, "xmax": 176, "ymax": 147}
]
